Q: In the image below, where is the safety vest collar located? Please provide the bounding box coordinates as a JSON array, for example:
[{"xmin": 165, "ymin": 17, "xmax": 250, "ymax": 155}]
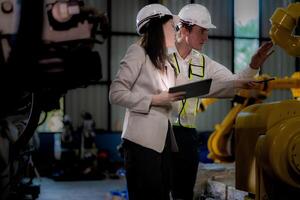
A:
[{"xmin": 171, "ymin": 51, "xmax": 205, "ymax": 79}]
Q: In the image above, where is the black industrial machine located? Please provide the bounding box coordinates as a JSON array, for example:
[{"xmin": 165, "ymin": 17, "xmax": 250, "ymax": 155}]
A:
[{"xmin": 0, "ymin": 0, "xmax": 108, "ymax": 199}]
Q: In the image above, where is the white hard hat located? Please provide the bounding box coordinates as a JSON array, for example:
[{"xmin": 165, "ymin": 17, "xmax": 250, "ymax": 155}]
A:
[
  {"xmin": 178, "ymin": 4, "xmax": 216, "ymax": 29},
  {"xmin": 136, "ymin": 4, "xmax": 173, "ymax": 35}
]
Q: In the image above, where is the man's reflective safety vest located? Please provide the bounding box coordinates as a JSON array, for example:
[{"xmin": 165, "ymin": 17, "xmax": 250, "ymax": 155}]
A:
[{"xmin": 170, "ymin": 49, "xmax": 206, "ymax": 128}]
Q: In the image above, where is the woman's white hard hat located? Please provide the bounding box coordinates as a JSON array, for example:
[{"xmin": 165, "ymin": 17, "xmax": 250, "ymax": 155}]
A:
[{"xmin": 136, "ymin": 4, "xmax": 173, "ymax": 35}]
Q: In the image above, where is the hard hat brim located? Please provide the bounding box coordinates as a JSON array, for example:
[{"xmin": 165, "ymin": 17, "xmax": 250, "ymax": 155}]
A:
[
  {"xmin": 179, "ymin": 19, "xmax": 217, "ymax": 29},
  {"xmin": 202, "ymin": 23, "xmax": 216, "ymax": 29}
]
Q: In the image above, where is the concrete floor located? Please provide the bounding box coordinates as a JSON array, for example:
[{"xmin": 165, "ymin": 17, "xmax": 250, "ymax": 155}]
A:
[
  {"xmin": 36, "ymin": 177, "xmax": 127, "ymax": 200},
  {"xmin": 35, "ymin": 163, "xmax": 237, "ymax": 200}
]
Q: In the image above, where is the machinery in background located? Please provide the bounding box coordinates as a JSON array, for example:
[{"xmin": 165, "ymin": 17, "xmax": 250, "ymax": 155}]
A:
[
  {"xmin": 207, "ymin": 72, "xmax": 300, "ymax": 163},
  {"xmin": 204, "ymin": 73, "xmax": 300, "ymax": 199},
  {"xmin": 52, "ymin": 112, "xmax": 109, "ymax": 181},
  {"xmin": 0, "ymin": 0, "xmax": 108, "ymax": 199},
  {"xmin": 207, "ymin": 2, "xmax": 300, "ymax": 163},
  {"xmin": 235, "ymin": 100, "xmax": 300, "ymax": 200},
  {"xmin": 269, "ymin": 2, "xmax": 300, "ymax": 57},
  {"xmin": 207, "ymin": 2, "xmax": 300, "ymax": 200},
  {"xmin": 235, "ymin": 3, "xmax": 300, "ymax": 199}
]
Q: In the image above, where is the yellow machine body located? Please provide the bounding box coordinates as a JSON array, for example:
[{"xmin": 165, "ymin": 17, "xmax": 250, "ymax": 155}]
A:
[
  {"xmin": 207, "ymin": 73, "xmax": 300, "ymax": 162},
  {"xmin": 205, "ymin": 3, "xmax": 300, "ymax": 199},
  {"xmin": 235, "ymin": 100, "xmax": 300, "ymax": 199},
  {"xmin": 269, "ymin": 3, "xmax": 300, "ymax": 57}
]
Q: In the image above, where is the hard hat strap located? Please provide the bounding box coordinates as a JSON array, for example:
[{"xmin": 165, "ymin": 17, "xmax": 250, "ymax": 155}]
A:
[{"xmin": 137, "ymin": 13, "xmax": 164, "ymax": 28}]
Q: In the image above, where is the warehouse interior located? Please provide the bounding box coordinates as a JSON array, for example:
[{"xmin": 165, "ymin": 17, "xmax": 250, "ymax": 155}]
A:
[{"xmin": 0, "ymin": 0, "xmax": 299, "ymax": 199}]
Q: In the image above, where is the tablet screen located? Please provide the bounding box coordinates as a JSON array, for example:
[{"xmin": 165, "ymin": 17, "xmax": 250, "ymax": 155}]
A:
[{"xmin": 169, "ymin": 79, "xmax": 212, "ymax": 98}]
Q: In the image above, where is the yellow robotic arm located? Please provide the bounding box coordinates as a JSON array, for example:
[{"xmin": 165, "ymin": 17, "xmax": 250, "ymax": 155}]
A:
[
  {"xmin": 207, "ymin": 72, "xmax": 300, "ymax": 163},
  {"xmin": 197, "ymin": 98, "xmax": 218, "ymax": 112},
  {"xmin": 269, "ymin": 2, "xmax": 300, "ymax": 57},
  {"xmin": 207, "ymin": 1, "xmax": 300, "ymax": 161}
]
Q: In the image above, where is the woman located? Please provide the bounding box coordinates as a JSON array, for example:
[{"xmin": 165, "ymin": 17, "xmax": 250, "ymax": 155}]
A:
[{"xmin": 109, "ymin": 4, "xmax": 185, "ymax": 200}]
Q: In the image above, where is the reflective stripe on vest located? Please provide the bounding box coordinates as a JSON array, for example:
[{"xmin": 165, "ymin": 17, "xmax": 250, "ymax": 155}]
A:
[
  {"xmin": 172, "ymin": 52, "xmax": 205, "ymax": 128},
  {"xmin": 172, "ymin": 52, "xmax": 205, "ymax": 78}
]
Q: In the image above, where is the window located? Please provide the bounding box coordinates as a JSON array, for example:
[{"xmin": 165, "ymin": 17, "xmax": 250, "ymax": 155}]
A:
[
  {"xmin": 234, "ymin": 0, "xmax": 259, "ymax": 72},
  {"xmin": 234, "ymin": 39, "xmax": 259, "ymax": 72}
]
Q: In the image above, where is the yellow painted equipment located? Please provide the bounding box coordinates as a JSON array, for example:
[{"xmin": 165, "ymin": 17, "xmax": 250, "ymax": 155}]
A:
[
  {"xmin": 207, "ymin": 72, "xmax": 300, "ymax": 163},
  {"xmin": 269, "ymin": 2, "xmax": 300, "ymax": 57},
  {"xmin": 197, "ymin": 98, "xmax": 218, "ymax": 112},
  {"xmin": 235, "ymin": 100, "xmax": 300, "ymax": 199},
  {"xmin": 207, "ymin": 96, "xmax": 252, "ymax": 162},
  {"xmin": 205, "ymin": 3, "xmax": 300, "ymax": 199}
]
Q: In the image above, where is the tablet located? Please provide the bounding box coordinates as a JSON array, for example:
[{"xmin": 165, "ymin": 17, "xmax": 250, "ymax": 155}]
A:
[{"xmin": 169, "ymin": 79, "xmax": 212, "ymax": 98}]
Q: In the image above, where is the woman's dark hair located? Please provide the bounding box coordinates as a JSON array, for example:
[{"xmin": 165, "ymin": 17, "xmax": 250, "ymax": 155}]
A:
[{"xmin": 140, "ymin": 15, "xmax": 173, "ymax": 70}]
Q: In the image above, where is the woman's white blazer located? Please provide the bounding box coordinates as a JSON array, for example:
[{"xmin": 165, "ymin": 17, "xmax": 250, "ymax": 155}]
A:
[{"xmin": 109, "ymin": 43, "xmax": 176, "ymax": 153}]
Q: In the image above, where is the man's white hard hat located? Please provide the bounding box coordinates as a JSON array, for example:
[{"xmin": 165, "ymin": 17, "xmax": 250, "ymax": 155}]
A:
[
  {"xmin": 178, "ymin": 4, "xmax": 216, "ymax": 29},
  {"xmin": 136, "ymin": 4, "xmax": 173, "ymax": 35}
]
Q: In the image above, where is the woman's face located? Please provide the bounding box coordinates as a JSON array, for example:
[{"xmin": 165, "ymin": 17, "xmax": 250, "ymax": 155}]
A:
[{"xmin": 163, "ymin": 19, "xmax": 175, "ymax": 48}]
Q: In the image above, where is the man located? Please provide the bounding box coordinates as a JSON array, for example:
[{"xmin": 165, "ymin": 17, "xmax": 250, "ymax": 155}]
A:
[{"xmin": 170, "ymin": 4, "xmax": 273, "ymax": 200}]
